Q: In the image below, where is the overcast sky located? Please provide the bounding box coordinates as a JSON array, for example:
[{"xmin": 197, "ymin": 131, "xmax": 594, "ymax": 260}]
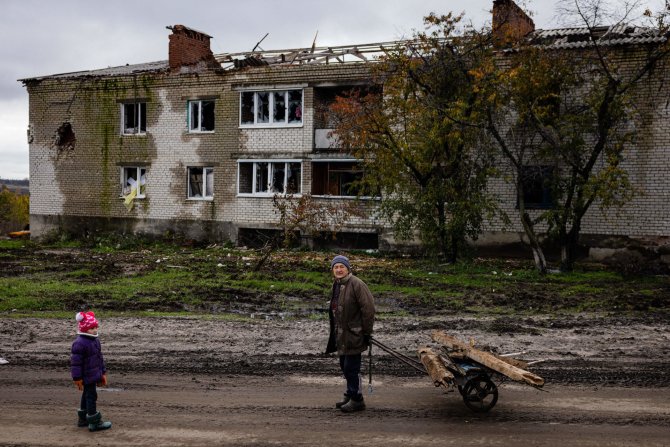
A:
[{"xmin": 0, "ymin": 0, "xmax": 662, "ymax": 179}]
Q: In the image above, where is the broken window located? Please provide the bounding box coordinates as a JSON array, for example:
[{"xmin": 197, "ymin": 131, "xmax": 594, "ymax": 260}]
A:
[
  {"xmin": 520, "ymin": 165, "xmax": 556, "ymax": 209},
  {"xmin": 121, "ymin": 166, "xmax": 147, "ymax": 211},
  {"xmin": 237, "ymin": 160, "xmax": 302, "ymax": 196},
  {"xmin": 121, "ymin": 167, "xmax": 147, "ymax": 198},
  {"xmin": 188, "ymin": 100, "xmax": 215, "ymax": 132},
  {"xmin": 257, "ymin": 93, "xmax": 270, "ymax": 124},
  {"xmin": 188, "ymin": 167, "xmax": 214, "ymax": 199},
  {"xmin": 121, "ymin": 102, "xmax": 146, "ymax": 135},
  {"xmin": 312, "ymin": 161, "xmax": 371, "ymax": 197},
  {"xmin": 239, "ymin": 90, "xmax": 303, "ymax": 126},
  {"xmin": 240, "ymin": 92, "xmax": 255, "ymax": 124}
]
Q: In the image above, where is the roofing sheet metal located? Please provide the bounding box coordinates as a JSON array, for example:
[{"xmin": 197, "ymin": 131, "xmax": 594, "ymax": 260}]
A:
[
  {"xmin": 530, "ymin": 25, "xmax": 667, "ymax": 49},
  {"xmin": 19, "ymin": 25, "xmax": 668, "ymax": 82},
  {"xmin": 20, "ymin": 60, "xmax": 168, "ymax": 82}
]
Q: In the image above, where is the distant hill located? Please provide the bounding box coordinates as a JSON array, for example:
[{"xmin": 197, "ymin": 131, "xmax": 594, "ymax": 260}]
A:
[{"xmin": 0, "ymin": 178, "xmax": 29, "ymax": 196}]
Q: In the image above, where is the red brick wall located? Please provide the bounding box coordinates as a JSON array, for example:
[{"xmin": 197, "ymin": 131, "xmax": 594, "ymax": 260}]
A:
[{"xmin": 168, "ymin": 25, "xmax": 216, "ymax": 70}]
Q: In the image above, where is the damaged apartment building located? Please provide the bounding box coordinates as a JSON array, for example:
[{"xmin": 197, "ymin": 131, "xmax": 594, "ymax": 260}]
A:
[
  {"xmin": 20, "ymin": 0, "xmax": 670, "ymax": 257},
  {"xmin": 22, "ymin": 25, "xmax": 384, "ymax": 249}
]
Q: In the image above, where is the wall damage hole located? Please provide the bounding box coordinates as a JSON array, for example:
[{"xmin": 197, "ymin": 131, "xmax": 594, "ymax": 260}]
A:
[{"xmin": 54, "ymin": 122, "xmax": 76, "ymax": 152}]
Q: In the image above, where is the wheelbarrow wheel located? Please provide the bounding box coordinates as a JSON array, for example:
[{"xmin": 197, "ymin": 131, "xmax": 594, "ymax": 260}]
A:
[{"xmin": 460, "ymin": 375, "xmax": 498, "ymax": 412}]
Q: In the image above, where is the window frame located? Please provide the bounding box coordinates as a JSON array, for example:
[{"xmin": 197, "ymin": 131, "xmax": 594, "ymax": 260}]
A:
[
  {"xmin": 120, "ymin": 166, "xmax": 147, "ymax": 199},
  {"xmin": 519, "ymin": 165, "xmax": 556, "ymax": 210},
  {"xmin": 187, "ymin": 166, "xmax": 214, "ymax": 200},
  {"xmin": 121, "ymin": 102, "xmax": 147, "ymax": 135},
  {"xmin": 311, "ymin": 159, "xmax": 376, "ymax": 198},
  {"xmin": 188, "ymin": 99, "xmax": 216, "ymax": 133},
  {"xmin": 237, "ymin": 159, "xmax": 302, "ymax": 197},
  {"xmin": 239, "ymin": 89, "xmax": 303, "ymax": 128}
]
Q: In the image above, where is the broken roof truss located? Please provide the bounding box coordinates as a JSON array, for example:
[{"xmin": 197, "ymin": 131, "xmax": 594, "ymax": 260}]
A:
[{"xmin": 214, "ymin": 40, "xmax": 417, "ymax": 69}]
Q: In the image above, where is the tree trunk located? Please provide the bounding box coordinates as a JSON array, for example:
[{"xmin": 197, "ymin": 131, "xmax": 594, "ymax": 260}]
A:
[
  {"xmin": 559, "ymin": 222, "xmax": 581, "ymax": 273},
  {"xmin": 436, "ymin": 199, "xmax": 455, "ymax": 262},
  {"xmin": 521, "ymin": 212, "xmax": 548, "ymax": 274}
]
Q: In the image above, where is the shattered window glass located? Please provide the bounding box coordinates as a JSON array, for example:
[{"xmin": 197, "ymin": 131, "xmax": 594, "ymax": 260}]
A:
[
  {"xmin": 189, "ymin": 167, "xmax": 203, "ymax": 198},
  {"xmin": 311, "ymin": 161, "xmax": 368, "ymax": 196},
  {"xmin": 286, "ymin": 162, "xmax": 301, "ymax": 194},
  {"xmin": 288, "ymin": 90, "xmax": 302, "ymax": 124},
  {"xmin": 122, "ymin": 102, "xmax": 146, "ymax": 135},
  {"xmin": 122, "ymin": 167, "xmax": 147, "ymax": 198},
  {"xmin": 238, "ymin": 161, "xmax": 302, "ymax": 195},
  {"xmin": 201, "ymin": 101, "xmax": 215, "ymax": 131},
  {"xmin": 188, "ymin": 167, "xmax": 213, "ymax": 199},
  {"xmin": 205, "ymin": 168, "xmax": 214, "ymax": 197},
  {"xmin": 241, "ymin": 92, "xmax": 254, "ymax": 124},
  {"xmin": 257, "ymin": 93, "xmax": 270, "ymax": 123},
  {"xmin": 273, "ymin": 91, "xmax": 286, "ymax": 123},
  {"xmin": 240, "ymin": 89, "xmax": 302, "ymax": 126},
  {"xmin": 189, "ymin": 100, "xmax": 215, "ymax": 132},
  {"xmin": 238, "ymin": 163, "xmax": 253, "ymax": 194},
  {"xmin": 256, "ymin": 162, "xmax": 269, "ymax": 192},
  {"xmin": 189, "ymin": 101, "xmax": 200, "ymax": 131},
  {"xmin": 271, "ymin": 162, "xmax": 286, "ymax": 193}
]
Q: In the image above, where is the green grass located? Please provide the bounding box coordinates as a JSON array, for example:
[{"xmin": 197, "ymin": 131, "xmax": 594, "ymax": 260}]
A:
[
  {"xmin": 0, "ymin": 239, "xmax": 29, "ymax": 250},
  {"xmin": 559, "ymin": 284, "xmax": 606, "ymax": 297},
  {"xmin": 66, "ymin": 268, "xmax": 97, "ymax": 279},
  {"xmin": 1, "ymin": 239, "xmax": 668, "ymax": 316}
]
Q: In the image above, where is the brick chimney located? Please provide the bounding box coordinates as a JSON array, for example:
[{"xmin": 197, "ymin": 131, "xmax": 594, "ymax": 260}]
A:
[
  {"xmin": 492, "ymin": 0, "xmax": 535, "ymax": 46},
  {"xmin": 167, "ymin": 25, "xmax": 220, "ymax": 70}
]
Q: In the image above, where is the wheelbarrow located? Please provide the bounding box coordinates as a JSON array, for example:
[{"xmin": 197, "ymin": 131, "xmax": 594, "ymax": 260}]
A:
[{"xmin": 370, "ymin": 330, "xmax": 545, "ymax": 413}]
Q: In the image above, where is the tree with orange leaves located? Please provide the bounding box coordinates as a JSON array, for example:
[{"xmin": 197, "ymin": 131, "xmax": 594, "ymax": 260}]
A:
[{"xmin": 330, "ymin": 13, "xmax": 500, "ymax": 261}]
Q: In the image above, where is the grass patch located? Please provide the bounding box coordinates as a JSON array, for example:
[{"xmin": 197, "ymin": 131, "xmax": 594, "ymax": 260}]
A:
[
  {"xmin": 559, "ymin": 284, "xmax": 606, "ymax": 297},
  {"xmin": 0, "ymin": 240, "xmax": 668, "ymax": 316},
  {"xmin": 0, "ymin": 239, "xmax": 30, "ymax": 250}
]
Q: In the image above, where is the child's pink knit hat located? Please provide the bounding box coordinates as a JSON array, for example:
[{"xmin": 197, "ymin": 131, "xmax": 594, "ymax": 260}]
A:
[{"xmin": 76, "ymin": 311, "xmax": 99, "ymax": 332}]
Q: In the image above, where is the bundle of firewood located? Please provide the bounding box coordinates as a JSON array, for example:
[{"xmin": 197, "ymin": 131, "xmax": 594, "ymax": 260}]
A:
[{"xmin": 418, "ymin": 330, "xmax": 545, "ymax": 388}]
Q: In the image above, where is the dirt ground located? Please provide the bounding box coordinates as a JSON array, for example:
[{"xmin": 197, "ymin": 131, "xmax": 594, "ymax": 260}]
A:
[{"xmin": 1, "ymin": 314, "xmax": 669, "ymax": 446}]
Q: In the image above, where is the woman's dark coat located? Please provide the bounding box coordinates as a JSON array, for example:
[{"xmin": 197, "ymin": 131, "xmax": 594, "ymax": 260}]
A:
[{"xmin": 326, "ymin": 273, "xmax": 375, "ymax": 355}]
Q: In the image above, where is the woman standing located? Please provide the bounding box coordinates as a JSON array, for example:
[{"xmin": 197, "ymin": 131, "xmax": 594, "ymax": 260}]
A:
[{"xmin": 325, "ymin": 255, "xmax": 375, "ymax": 413}]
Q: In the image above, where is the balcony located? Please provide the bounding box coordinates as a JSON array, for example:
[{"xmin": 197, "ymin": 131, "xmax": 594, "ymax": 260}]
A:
[{"xmin": 314, "ymin": 128, "xmax": 341, "ymax": 150}]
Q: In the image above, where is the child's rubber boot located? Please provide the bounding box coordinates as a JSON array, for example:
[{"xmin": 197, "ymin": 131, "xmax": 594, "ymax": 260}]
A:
[
  {"xmin": 86, "ymin": 412, "xmax": 112, "ymax": 431},
  {"xmin": 77, "ymin": 409, "xmax": 87, "ymax": 427}
]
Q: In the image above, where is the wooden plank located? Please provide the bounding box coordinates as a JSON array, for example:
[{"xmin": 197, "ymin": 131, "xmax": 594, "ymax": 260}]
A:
[
  {"xmin": 432, "ymin": 330, "xmax": 545, "ymax": 387},
  {"xmin": 417, "ymin": 347, "xmax": 454, "ymax": 388}
]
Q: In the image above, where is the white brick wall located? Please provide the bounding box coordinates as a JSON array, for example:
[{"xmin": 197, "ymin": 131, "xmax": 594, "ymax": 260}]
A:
[{"xmin": 25, "ymin": 57, "xmax": 670, "ymax": 244}]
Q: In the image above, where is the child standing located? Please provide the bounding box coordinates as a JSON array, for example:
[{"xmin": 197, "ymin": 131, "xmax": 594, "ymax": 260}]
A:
[{"xmin": 70, "ymin": 311, "xmax": 112, "ymax": 431}]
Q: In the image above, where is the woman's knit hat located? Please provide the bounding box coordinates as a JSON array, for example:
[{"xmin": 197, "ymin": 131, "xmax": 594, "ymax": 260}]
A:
[
  {"xmin": 330, "ymin": 255, "xmax": 351, "ymax": 271},
  {"xmin": 76, "ymin": 311, "xmax": 99, "ymax": 332}
]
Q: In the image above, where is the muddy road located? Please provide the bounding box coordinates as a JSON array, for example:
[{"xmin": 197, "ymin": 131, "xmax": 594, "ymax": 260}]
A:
[{"xmin": 1, "ymin": 314, "xmax": 669, "ymax": 446}]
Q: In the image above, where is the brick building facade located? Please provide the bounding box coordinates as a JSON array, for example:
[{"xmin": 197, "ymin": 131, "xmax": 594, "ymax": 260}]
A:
[{"xmin": 20, "ymin": 1, "xmax": 670, "ymax": 260}]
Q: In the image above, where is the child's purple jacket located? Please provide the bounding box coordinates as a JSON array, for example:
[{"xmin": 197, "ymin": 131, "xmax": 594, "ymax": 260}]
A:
[{"xmin": 71, "ymin": 334, "xmax": 106, "ymax": 384}]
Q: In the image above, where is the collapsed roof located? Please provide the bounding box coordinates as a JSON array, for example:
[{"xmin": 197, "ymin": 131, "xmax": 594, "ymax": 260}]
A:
[{"xmin": 19, "ymin": 24, "xmax": 669, "ymax": 83}]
